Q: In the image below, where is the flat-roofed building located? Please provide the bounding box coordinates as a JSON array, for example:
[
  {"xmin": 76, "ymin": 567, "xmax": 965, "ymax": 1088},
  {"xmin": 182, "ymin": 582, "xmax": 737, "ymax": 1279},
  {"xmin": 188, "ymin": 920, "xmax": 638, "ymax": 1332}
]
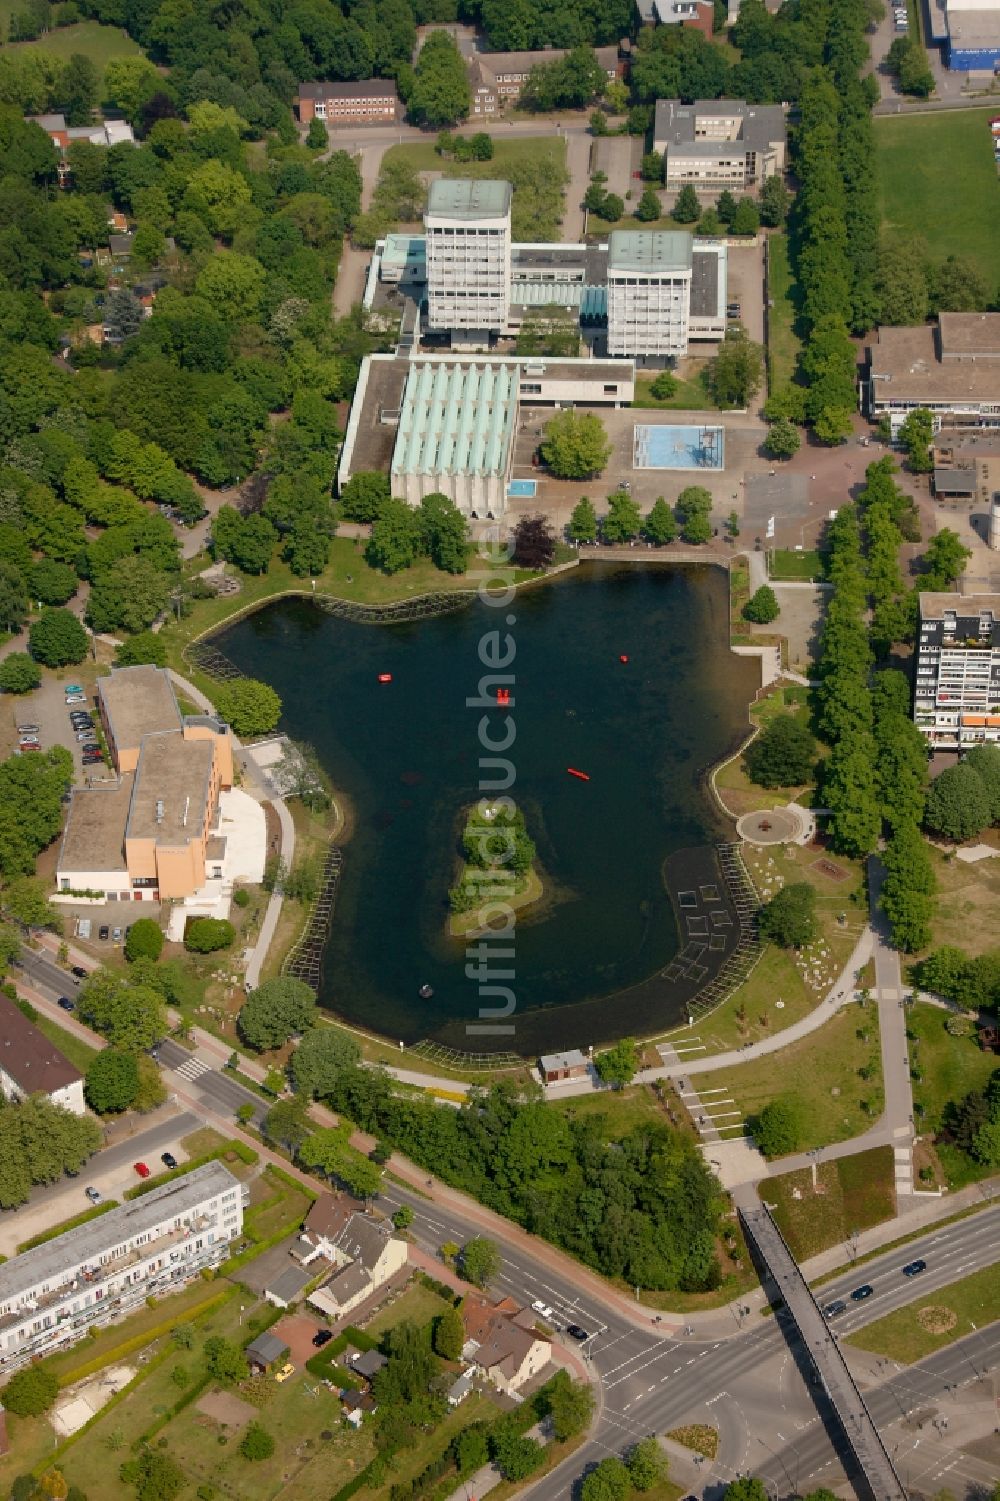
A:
[
  {"xmin": 944, "ymin": 0, "xmax": 1000, "ymax": 68},
  {"xmin": 98, "ymin": 664, "xmax": 183, "ymax": 774},
  {"xmin": 915, "ymin": 592, "xmax": 1000, "ymax": 748},
  {"xmin": 390, "ymin": 360, "xmax": 518, "ymax": 515},
  {"xmin": 654, "ymin": 98, "xmax": 786, "ymax": 188},
  {"xmin": 606, "ymin": 230, "xmax": 693, "ymax": 358},
  {"xmin": 0, "ymin": 1163, "xmax": 244, "ymax": 1374},
  {"xmin": 866, "ymin": 315, "xmax": 1000, "ymax": 433},
  {"xmin": 295, "ymin": 79, "xmax": 399, "ymax": 124},
  {"xmin": 0, "ymin": 991, "xmax": 85, "ymax": 1115},
  {"xmin": 932, "ymin": 432, "xmax": 1000, "ymax": 502},
  {"xmin": 425, "ymin": 178, "xmax": 512, "ymax": 344}
]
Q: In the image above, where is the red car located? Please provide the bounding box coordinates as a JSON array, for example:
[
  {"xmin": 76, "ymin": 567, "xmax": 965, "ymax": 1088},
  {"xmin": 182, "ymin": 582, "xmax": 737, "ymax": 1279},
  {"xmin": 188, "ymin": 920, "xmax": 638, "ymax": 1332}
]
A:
[{"xmin": 133, "ymin": 1161, "xmax": 151, "ymax": 1178}]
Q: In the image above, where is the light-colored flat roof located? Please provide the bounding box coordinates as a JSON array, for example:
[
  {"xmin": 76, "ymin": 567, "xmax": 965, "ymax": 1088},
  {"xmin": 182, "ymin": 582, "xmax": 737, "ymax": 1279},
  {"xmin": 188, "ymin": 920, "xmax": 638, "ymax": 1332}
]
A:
[
  {"xmin": 920, "ymin": 591, "xmax": 1000, "ymax": 617},
  {"xmin": 125, "ymin": 733, "xmax": 214, "ymax": 845},
  {"xmin": 426, "ymin": 179, "xmax": 512, "ymax": 219},
  {"xmin": 608, "ymin": 230, "xmax": 693, "ymax": 274},
  {"xmin": 0, "ymin": 1162, "xmax": 238, "ymax": 1303},
  {"xmin": 939, "ymin": 311, "xmax": 1000, "ymax": 357},
  {"xmin": 58, "ymin": 777, "xmax": 132, "ymax": 874},
  {"xmin": 870, "ymin": 324, "xmax": 1000, "ymax": 403},
  {"xmin": 99, "ymin": 666, "xmax": 182, "ymax": 753}
]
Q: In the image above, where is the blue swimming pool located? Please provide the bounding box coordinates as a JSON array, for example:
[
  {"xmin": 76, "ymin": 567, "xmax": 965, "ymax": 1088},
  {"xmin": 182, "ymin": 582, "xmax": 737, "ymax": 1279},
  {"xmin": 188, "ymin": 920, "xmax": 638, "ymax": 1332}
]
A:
[
  {"xmin": 633, "ymin": 424, "xmax": 725, "ymax": 471},
  {"xmin": 508, "ymin": 478, "xmax": 538, "ymax": 497}
]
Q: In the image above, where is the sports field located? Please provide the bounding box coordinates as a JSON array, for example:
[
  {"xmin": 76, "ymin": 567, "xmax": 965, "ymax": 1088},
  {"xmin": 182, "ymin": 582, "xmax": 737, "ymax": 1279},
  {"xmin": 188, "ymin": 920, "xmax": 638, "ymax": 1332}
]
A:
[{"xmin": 875, "ymin": 110, "xmax": 1000, "ymax": 286}]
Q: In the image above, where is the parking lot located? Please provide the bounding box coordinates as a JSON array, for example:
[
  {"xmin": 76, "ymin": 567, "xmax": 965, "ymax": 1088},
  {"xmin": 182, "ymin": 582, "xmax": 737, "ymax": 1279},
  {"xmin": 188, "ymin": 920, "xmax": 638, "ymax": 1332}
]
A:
[{"xmin": 7, "ymin": 669, "xmax": 110, "ymax": 783}]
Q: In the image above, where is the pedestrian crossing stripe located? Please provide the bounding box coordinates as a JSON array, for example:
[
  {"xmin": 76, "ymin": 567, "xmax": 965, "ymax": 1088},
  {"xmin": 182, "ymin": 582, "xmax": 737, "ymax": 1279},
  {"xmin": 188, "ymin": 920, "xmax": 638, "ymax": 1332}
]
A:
[{"xmin": 173, "ymin": 1057, "xmax": 210, "ymax": 1080}]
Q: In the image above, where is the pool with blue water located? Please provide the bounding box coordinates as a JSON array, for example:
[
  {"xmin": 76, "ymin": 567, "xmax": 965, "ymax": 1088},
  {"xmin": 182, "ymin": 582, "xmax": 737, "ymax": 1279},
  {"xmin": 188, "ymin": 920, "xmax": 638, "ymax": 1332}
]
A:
[
  {"xmin": 633, "ymin": 423, "xmax": 725, "ymax": 471},
  {"xmin": 508, "ymin": 478, "xmax": 538, "ymax": 497}
]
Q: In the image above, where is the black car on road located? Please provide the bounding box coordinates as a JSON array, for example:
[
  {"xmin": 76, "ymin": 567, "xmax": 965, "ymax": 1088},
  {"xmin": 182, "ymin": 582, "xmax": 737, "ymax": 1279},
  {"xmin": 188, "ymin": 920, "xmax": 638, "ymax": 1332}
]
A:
[
  {"xmin": 161, "ymin": 1152, "xmax": 178, "ymax": 1170},
  {"xmin": 823, "ymin": 1299, "xmax": 847, "ymax": 1319},
  {"xmin": 850, "ymin": 1284, "xmax": 874, "ymax": 1302},
  {"xmin": 566, "ymin": 1325, "xmax": 590, "ymax": 1341},
  {"xmin": 902, "ymin": 1259, "xmax": 926, "ymax": 1277}
]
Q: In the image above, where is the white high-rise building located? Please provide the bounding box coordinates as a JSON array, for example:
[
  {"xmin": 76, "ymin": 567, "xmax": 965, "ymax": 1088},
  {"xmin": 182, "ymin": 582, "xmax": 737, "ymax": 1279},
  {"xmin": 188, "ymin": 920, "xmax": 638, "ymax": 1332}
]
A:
[
  {"xmin": 606, "ymin": 231, "xmax": 693, "ymax": 359},
  {"xmin": 425, "ymin": 179, "xmax": 512, "ymax": 346},
  {"xmin": 914, "ymin": 592, "xmax": 1000, "ymax": 749}
]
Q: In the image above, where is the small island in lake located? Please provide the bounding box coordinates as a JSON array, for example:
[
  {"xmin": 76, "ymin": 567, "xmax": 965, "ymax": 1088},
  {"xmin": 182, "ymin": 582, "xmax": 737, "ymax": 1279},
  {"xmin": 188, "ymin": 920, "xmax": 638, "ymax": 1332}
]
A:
[{"xmin": 447, "ymin": 801, "xmax": 543, "ymax": 938}]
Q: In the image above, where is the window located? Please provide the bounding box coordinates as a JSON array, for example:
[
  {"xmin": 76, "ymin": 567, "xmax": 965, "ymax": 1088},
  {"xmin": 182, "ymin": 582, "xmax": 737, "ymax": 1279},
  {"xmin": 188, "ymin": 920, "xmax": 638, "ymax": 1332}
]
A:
[{"xmin": 604, "ymin": 384, "xmax": 618, "ymax": 394}]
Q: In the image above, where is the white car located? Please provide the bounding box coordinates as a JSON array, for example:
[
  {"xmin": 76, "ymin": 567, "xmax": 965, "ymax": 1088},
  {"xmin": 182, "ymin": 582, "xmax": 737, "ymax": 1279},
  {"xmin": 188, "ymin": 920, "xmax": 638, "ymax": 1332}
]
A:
[
  {"xmin": 65, "ymin": 693, "xmax": 86, "ymax": 704},
  {"xmin": 531, "ymin": 1300, "xmax": 556, "ymax": 1321}
]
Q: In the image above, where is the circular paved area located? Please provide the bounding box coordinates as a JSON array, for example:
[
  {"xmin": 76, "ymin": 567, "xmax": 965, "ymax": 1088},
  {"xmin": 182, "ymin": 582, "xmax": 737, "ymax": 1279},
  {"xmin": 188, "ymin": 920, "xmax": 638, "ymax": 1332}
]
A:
[{"xmin": 737, "ymin": 806, "xmax": 804, "ymax": 846}]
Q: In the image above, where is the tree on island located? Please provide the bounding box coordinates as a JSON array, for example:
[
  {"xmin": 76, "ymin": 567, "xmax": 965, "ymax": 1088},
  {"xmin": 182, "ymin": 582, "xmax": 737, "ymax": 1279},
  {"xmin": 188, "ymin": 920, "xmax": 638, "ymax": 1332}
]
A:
[
  {"xmin": 643, "ymin": 497, "xmax": 677, "ymax": 545},
  {"xmin": 511, "ymin": 514, "xmax": 556, "ymax": 570},
  {"xmin": 567, "ymin": 496, "xmax": 598, "ymax": 544},
  {"xmin": 450, "ymin": 802, "xmax": 536, "ymax": 914},
  {"xmin": 744, "ymin": 714, "xmax": 816, "ymax": 788},
  {"xmin": 758, "ymin": 883, "xmax": 817, "ymax": 948},
  {"xmin": 540, "ymin": 411, "xmax": 611, "ymax": 481}
]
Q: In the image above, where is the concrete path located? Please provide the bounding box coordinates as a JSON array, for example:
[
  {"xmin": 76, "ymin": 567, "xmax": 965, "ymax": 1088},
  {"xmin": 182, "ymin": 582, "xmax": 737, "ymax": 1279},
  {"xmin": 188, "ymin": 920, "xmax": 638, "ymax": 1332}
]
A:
[{"xmin": 867, "ymin": 856, "xmax": 917, "ymax": 1203}]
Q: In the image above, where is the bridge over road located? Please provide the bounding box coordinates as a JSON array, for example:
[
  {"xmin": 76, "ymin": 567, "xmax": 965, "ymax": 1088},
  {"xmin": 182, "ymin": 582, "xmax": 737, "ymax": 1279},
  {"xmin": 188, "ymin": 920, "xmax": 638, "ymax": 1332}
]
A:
[{"xmin": 739, "ymin": 1203, "xmax": 907, "ymax": 1501}]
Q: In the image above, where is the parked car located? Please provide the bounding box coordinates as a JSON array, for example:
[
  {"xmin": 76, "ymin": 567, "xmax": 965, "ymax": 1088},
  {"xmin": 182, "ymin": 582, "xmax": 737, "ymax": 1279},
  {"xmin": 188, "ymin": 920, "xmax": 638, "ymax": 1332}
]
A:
[
  {"xmin": 57, "ymin": 996, "xmax": 75, "ymax": 1011},
  {"xmin": 65, "ymin": 693, "xmax": 86, "ymax": 704},
  {"xmin": 161, "ymin": 1151, "xmax": 178, "ymax": 1170},
  {"xmin": 71, "ymin": 966, "xmax": 87, "ymax": 980},
  {"xmin": 19, "ymin": 743, "xmax": 41, "ymax": 751},
  {"xmin": 823, "ymin": 1300, "xmax": 847, "ymax": 1319},
  {"xmin": 902, "ymin": 1259, "xmax": 926, "ymax": 1277},
  {"xmin": 566, "ymin": 1324, "xmax": 590, "ymax": 1341},
  {"xmin": 64, "ymin": 684, "xmax": 83, "ymax": 694},
  {"xmin": 312, "ymin": 1329, "xmax": 333, "ymax": 1348},
  {"xmin": 85, "ymin": 1186, "xmax": 102, "ymax": 1204},
  {"xmin": 70, "ymin": 714, "xmax": 92, "ymax": 726},
  {"xmin": 76, "ymin": 731, "xmax": 97, "ymax": 742},
  {"xmin": 19, "ymin": 736, "xmax": 40, "ymax": 747},
  {"xmin": 133, "ymin": 1162, "xmax": 151, "ymax": 1178},
  {"xmin": 98, "ymin": 925, "xmax": 110, "ymax": 941},
  {"xmin": 850, "ymin": 1284, "xmax": 874, "ymax": 1302},
  {"xmin": 274, "ymin": 1363, "xmax": 295, "ymax": 1383},
  {"xmin": 112, "ymin": 927, "xmax": 123, "ymax": 942},
  {"xmin": 16, "ymin": 723, "xmax": 39, "ymax": 734},
  {"xmin": 531, "ymin": 1300, "xmax": 556, "ymax": 1321}
]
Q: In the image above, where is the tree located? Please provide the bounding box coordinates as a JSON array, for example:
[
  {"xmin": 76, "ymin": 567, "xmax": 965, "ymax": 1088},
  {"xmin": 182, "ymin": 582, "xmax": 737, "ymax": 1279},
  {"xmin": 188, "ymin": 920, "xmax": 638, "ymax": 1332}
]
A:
[
  {"xmin": 540, "ymin": 412, "xmax": 611, "ymax": 481},
  {"xmin": 644, "ymin": 497, "xmax": 676, "ymax": 545},
  {"xmin": 681, "ymin": 510, "xmax": 712, "ymax": 545},
  {"xmin": 29, "ymin": 608, "xmax": 87, "ymax": 667},
  {"xmin": 433, "ymin": 1304, "xmax": 465, "ymax": 1360},
  {"xmin": 897, "ymin": 407, "xmax": 934, "ymax": 473},
  {"xmin": 194, "ymin": 253, "xmax": 266, "ymax": 323},
  {"xmin": 3, "ymin": 1366, "xmax": 59, "ymax": 1417},
  {"xmin": 85, "ymin": 1049, "xmax": 140, "ymax": 1113},
  {"xmin": 460, "ymin": 1236, "xmax": 501, "ymax": 1287},
  {"xmin": 742, "ymin": 585, "xmax": 779, "ymax": 624},
  {"xmin": 419, "ymin": 492, "xmax": 469, "ymax": 574},
  {"xmin": 212, "ymin": 679, "xmax": 282, "ymax": 737},
  {"xmin": 963, "ymin": 745, "xmax": 1000, "ymax": 824},
  {"xmin": 581, "ymin": 1457, "xmax": 631, "ymax": 1501},
  {"xmin": 239, "ymin": 976, "xmax": 317, "ymax": 1051},
  {"xmin": 260, "ymin": 1096, "xmax": 311, "ymax": 1157},
  {"xmin": 602, "ymin": 490, "xmax": 642, "ymax": 543},
  {"xmin": 599, "ymin": 192, "xmax": 624, "ymax": 223},
  {"xmin": 86, "ymin": 556, "xmax": 171, "ymax": 637},
  {"xmin": 730, "ymin": 198, "xmax": 760, "ymax": 237},
  {"xmin": 764, "ymin": 418, "xmax": 800, "ymax": 459},
  {"xmin": 921, "ymin": 528, "xmax": 971, "ymax": 591},
  {"xmin": 116, "ymin": 632, "xmax": 167, "ymax": 668},
  {"xmin": 759, "ymin": 174, "xmax": 789, "ymax": 227},
  {"xmin": 635, "ymin": 188, "xmax": 662, "ymax": 222},
  {"xmin": 0, "ymin": 563, "xmax": 29, "ymax": 634},
  {"xmin": 924, "ymin": 762, "xmax": 992, "ymax": 843},
  {"xmin": 716, "ymin": 190, "xmax": 738, "ymax": 226},
  {"xmin": 672, "ymin": 184, "xmax": 699, "ymax": 223},
  {"xmin": 340, "ymin": 471, "xmax": 390, "ymax": 524},
  {"xmin": 724, "ymin": 1481, "xmax": 769, "ymax": 1501},
  {"xmin": 880, "ymin": 821, "xmax": 936, "ymax": 952},
  {"xmin": 121, "ymin": 1449, "xmax": 184, "ymax": 1501},
  {"xmin": 59, "ymin": 53, "xmax": 99, "ymax": 126},
  {"xmin": 649, "ymin": 370, "xmax": 677, "ymax": 401},
  {"xmin": 627, "ymin": 1437, "xmax": 667, "ymax": 1491},
  {"xmin": 125, "ymin": 918, "xmax": 163, "ymax": 963},
  {"xmin": 306, "ymin": 117, "xmax": 329, "ymax": 151},
  {"xmin": 0, "ymin": 653, "xmax": 42, "ymax": 695},
  {"xmin": 240, "ymin": 1423, "xmax": 275, "ymax": 1461},
  {"xmin": 511, "ymin": 514, "xmax": 556, "ymax": 570},
  {"xmin": 546, "ymin": 1374, "xmax": 595, "ymax": 1440},
  {"xmin": 184, "ymin": 918, "xmax": 235, "ymax": 953},
  {"xmin": 30, "ymin": 560, "xmax": 78, "ymax": 607},
  {"xmin": 709, "ymin": 326, "xmax": 764, "ymax": 408},
  {"xmin": 491, "ymin": 1428, "xmax": 544, "ymax": 1482},
  {"xmin": 594, "ymin": 1038, "xmax": 638, "ymax": 1088},
  {"xmin": 567, "ymin": 496, "xmax": 598, "ymax": 544},
  {"xmin": 367, "ymin": 497, "xmax": 421, "ymax": 574},
  {"xmin": 80, "ymin": 969, "xmax": 167, "ymax": 1052},
  {"xmin": 290, "ymin": 1025, "xmax": 361, "ymax": 1097},
  {"xmin": 640, "ymin": 150, "xmax": 663, "ymax": 181},
  {"xmin": 204, "ymin": 1335, "xmax": 246, "ymax": 1384},
  {"xmin": 393, "ymin": 1203, "xmax": 414, "ymax": 1231},
  {"xmin": 408, "ymin": 30, "xmax": 471, "ymax": 128},
  {"xmin": 298, "ymin": 1127, "xmax": 383, "ymax": 1197},
  {"xmin": 751, "ymin": 1096, "xmax": 804, "ymax": 1158},
  {"xmin": 758, "ymin": 883, "xmax": 817, "ymax": 947},
  {"xmin": 931, "ymin": 255, "xmax": 988, "ymax": 314},
  {"xmin": 744, "ymin": 714, "xmax": 816, "ymax": 789}
]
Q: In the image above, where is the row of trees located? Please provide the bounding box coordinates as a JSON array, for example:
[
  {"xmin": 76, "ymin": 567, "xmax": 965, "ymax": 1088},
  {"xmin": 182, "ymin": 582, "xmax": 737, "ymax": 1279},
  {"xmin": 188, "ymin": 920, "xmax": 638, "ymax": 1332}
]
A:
[{"xmin": 566, "ymin": 485, "xmax": 717, "ymax": 546}]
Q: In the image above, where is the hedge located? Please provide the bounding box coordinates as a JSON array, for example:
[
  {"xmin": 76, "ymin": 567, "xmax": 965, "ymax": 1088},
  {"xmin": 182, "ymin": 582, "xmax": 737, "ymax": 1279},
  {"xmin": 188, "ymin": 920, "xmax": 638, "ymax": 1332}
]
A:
[
  {"xmin": 305, "ymin": 1324, "xmax": 378, "ymax": 1380},
  {"xmin": 18, "ymin": 1200, "xmax": 119, "ymax": 1252},
  {"xmin": 417, "ymin": 1273, "xmax": 459, "ymax": 1306},
  {"xmin": 125, "ymin": 1140, "xmax": 257, "ymax": 1200},
  {"xmin": 46, "ymin": 1287, "xmax": 234, "ymax": 1389}
]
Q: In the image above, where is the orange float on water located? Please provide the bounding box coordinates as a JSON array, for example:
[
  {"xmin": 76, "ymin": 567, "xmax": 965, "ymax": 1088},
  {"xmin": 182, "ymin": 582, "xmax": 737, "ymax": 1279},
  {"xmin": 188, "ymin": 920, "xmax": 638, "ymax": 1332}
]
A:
[
  {"xmin": 567, "ymin": 767, "xmax": 590, "ymax": 781},
  {"xmin": 496, "ymin": 687, "xmax": 511, "ymax": 706},
  {"xmin": 619, "ymin": 654, "xmax": 629, "ymax": 664},
  {"xmin": 377, "ymin": 673, "xmax": 393, "ymax": 684}
]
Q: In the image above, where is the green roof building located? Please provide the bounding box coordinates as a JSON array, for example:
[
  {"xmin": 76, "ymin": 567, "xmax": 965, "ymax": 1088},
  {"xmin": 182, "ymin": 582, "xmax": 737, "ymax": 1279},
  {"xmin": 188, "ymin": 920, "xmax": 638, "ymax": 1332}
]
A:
[{"xmin": 390, "ymin": 361, "xmax": 518, "ymax": 518}]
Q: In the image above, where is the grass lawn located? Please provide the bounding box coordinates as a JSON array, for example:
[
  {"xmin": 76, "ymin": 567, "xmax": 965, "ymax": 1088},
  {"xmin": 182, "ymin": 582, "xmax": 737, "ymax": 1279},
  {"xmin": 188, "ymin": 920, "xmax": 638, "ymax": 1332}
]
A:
[
  {"xmin": 661, "ymin": 944, "xmax": 820, "ymax": 1055},
  {"xmin": 243, "ymin": 1163, "xmax": 314, "ymax": 1241},
  {"xmin": 633, "ymin": 361, "xmax": 718, "ymax": 412},
  {"xmin": 556, "ymin": 1082, "xmax": 668, "ymax": 1138},
  {"xmin": 363, "ymin": 1279, "xmax": 453, "ymax": 1337},
  {"xmin": 876, "ymin": 111, "xmax": 1000, "ymax": 286},
  {"xmin": 34, "ymin": 1011, "xmax": 99, "ymax": 1073},
  {"xmin": 709, "ymin": 1005, "xmax": 885, "ymax": 1151},
  {"xmin": 7, "ymin": 19, "xmax": 145, "ymax": 81},
  {"xmin": 766, "ymin": 1147, "xmax": 896, "ymax": 1261},
  {"xmin": 847, "ymin": 1262, "xmax": 1000, "ymax": 1364},
  {"xmin": 925, "ymin": 843, "xmax": 1000, "ymax": 957},
  {"xmin": 380, "ymin": 136, "xmax": 567, "ymax": 236},
  {"xmin": 769, "ymin": 548, "xmax": 825, "ymax": 582},
  {"xmin": 766, "ymin": 231, "xmax": 801, "ymax": 390},
  {"xmin": 907, "ymin": 1002, "xmax": 998, "ymax": 1137}
]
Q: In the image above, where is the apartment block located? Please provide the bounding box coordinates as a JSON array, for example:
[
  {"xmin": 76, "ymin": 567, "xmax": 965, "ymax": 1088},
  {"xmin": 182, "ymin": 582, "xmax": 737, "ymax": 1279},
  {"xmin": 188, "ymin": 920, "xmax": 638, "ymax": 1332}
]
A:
[
  {"xmin": 0, "ymin": 1163, "xmax": 244, "ymax": 1374},
  {"xmin": 914, "ymin": 592, "xmax": 1000, "ymax": 748},
  {"xmin": 295, "ymin": 80, "xmax": 399, "ymax": 125},
  {"xmin": 606, "ymin": 231, "xmax": 692, "ymax": 358},
  {"xmin": 424, "ymin": 179, "xmax": 512, "ymax": 343},
  {"xmin": 654, "ymin": 98, "xmax": 787, "ymax": 188}
]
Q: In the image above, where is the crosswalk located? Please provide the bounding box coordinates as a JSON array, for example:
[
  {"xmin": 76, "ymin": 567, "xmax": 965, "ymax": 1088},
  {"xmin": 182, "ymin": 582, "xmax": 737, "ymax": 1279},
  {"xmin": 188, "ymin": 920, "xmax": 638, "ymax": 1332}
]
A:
[{"xmin": 171, "ymin": 1055, "xmax": 211, "ymax": 1082}]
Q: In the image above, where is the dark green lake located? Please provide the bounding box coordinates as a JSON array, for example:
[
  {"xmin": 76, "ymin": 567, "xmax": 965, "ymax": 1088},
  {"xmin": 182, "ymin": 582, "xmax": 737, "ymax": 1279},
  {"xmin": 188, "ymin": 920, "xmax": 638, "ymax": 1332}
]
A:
[{"xmin": 219, "ymin": 562, "xmax": 758, "ymax": 1056}]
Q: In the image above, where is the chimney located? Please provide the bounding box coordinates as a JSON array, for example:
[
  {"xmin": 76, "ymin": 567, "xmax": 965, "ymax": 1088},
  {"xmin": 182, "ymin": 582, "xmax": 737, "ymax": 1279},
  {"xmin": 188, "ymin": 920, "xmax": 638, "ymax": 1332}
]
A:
[
  {"xmin": 155, "ymin": 799, "xmax": 164, "ymax": 824},
  {"xmin": 182, "ymin": 796, "xmax": 189, "ymax": 828}
]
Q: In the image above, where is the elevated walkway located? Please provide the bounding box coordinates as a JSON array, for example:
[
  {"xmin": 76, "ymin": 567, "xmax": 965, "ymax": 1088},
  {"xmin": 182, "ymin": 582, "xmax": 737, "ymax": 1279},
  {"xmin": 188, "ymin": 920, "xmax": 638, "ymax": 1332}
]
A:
[{"xmin": 739, "ymin": 1202, "xmax": 907, "ymax": 1501}]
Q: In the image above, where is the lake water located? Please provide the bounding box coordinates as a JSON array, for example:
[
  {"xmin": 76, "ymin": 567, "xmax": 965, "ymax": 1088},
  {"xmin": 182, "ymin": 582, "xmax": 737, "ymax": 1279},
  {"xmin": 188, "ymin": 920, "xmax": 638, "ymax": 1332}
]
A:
[{"xmin": 219, "ymin": 562, "xmax": 758, "ymax": 1056}]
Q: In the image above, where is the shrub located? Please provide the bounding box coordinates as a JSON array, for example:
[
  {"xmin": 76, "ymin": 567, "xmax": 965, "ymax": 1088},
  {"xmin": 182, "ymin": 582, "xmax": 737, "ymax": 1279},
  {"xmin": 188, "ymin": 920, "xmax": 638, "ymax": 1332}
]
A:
[
  {"xmin": 3, "ymin": 1365, "xmax": 60, "ymax": 1416},
  {"xmin": 125, "ymin": 918, "xmax": 164, "ymax": 963},
  {"xmin": 240, "ymin": 1422, "xmax": 275, "ymax": 1461},
  {"xmin": 233, "ymin": 888, "xmax": 250, "ymax": 908},
  {"xmin": 742, "ymin": 586, "xmax": 779, "ymax": 624},
  {"xmin": 184, "ymin": 917, "xmax": 235, "ymax": 953}
]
